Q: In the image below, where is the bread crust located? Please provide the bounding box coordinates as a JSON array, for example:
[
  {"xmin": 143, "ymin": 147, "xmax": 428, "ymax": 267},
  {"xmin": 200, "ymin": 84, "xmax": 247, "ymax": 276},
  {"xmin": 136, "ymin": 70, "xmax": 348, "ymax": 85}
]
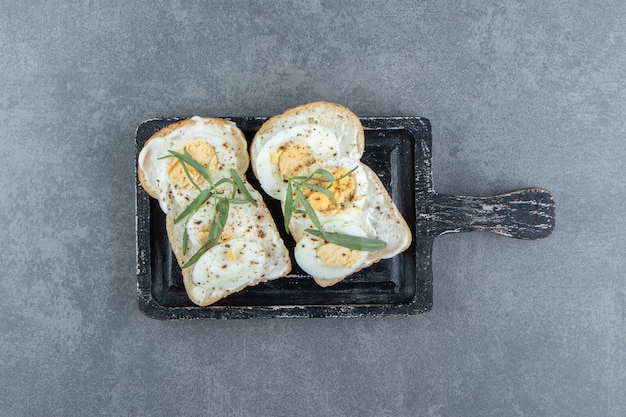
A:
[
  {"xmin": 360, "ymin": 164, "xmax": 413, "ymax": 257},
  {"xmin": 313, "ymin": 277, "xmax": 345, "ymax": 287}
]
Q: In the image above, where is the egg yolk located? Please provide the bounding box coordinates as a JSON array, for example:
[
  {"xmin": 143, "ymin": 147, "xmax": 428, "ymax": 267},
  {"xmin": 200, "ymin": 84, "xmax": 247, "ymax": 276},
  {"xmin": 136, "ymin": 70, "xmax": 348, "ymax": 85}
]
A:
[
  {"xmin": 195, "ymin": 221, "xmax": 234, "ymax": 246},
  {"xmin": 304, "ymin": 167, "xmax": 356, "ymax": 214},
  {"xmin": 270, "ymin": 140, "xmax": 315, "ymax": 178},
  {"xmin": 316, "ymin": 242, "xmax": 362, "ymax": 268},
  {"xmin": 168, "ymin": 139, "xmax": 219, "ymax": 190}
]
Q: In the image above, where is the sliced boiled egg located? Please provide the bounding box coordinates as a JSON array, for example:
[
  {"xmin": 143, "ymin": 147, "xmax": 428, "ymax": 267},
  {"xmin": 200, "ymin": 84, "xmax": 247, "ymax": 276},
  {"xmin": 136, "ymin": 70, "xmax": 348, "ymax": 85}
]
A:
[
  {"xmin": 294, "ymin": 221, "xmax": 368, "ymax": 281},
  {"xmin": 253, "ymin": 124, "xmax": 341, "ymax": 199},
  {"xmin": 287, "ymin": 159, "xmax": 371, "ymax": 242},
  {"xmin": 190, "ymin": 238, "xmax": 266, "ymax": 299}
]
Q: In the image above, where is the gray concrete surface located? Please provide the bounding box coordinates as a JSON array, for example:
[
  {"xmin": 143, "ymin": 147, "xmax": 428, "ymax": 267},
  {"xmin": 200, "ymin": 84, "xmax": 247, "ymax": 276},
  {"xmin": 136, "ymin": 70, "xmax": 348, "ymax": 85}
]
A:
[{"xmin": 1, "ymin": 1, "xmax": 624, "ymax": 416}]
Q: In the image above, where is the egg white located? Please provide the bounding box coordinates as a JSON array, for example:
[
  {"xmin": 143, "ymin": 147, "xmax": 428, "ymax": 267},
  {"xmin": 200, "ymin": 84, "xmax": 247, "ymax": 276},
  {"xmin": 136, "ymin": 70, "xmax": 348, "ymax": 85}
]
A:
[{"xmin": 191, "ymin": 238, "xmax": 266, "ymax": 293}]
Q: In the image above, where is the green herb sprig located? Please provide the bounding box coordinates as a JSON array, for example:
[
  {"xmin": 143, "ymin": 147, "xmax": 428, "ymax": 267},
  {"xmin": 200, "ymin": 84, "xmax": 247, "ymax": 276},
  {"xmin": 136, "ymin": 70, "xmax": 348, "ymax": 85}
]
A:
[
  {"xmin": 283, "ymin": 168, "xmax": 386, "ymax": 252},
  {"xmin": 159, "ymin": 148, "xmax": 257, "ymax": 268}
]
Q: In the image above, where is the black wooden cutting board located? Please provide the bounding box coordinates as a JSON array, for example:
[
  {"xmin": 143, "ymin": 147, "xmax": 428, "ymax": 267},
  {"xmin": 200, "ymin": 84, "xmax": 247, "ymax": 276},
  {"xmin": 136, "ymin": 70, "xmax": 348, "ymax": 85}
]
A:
[{"xmin": 135, "ymin": 116, "xmax": 555, "ymax": 319}]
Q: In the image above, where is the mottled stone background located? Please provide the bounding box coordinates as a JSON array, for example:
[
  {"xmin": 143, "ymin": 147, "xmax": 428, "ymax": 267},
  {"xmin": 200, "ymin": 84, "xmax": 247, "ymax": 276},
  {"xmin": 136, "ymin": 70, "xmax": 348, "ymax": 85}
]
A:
[{"xmin": 1, "ymin": 1, "xmax": 624, "ymax": 416}]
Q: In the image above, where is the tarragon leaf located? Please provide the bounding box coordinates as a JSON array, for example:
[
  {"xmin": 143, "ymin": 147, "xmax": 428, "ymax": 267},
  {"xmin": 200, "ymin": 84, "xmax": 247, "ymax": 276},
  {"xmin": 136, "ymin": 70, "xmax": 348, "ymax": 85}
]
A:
[
  {"xmin": 227, "ymin": 198, "xmax": 254, "ymax": 204},
  {"xmin": 182, "ymin": 226, "xmax": 189, "ymax": 255},
  {"xmin": 297, "ymin": 188, "xmax": 324, "ymax": 233},
  {"xmin": 309, "ymin": 168, "xmax": 335, "ymax": 183},
  {"xmin": 299, "ymin": 182, "xmax": 337, "ymax": 204},
  {"xmin": 179, "ymin": 157, "xmax": 202, "ymax": 191},
  {"xmin": 184, "ymin": 148, "xmax": 216, "ymax": 189},
  {"xmin": 167, "ymin": 149, "xmax": 213, "ymax": 184},
  {"xmin": 208, "ymin": 197, "xmax": 230, "ymax": 242},
  {"xmin": 334, "ymin": 166, "xmax": 358, "ymax": 181},
  {"xmin": 283, "ymin": 180, "xmax": 293, "ymax": 231},
  {"xmin": 229, "ymin": 169, "xmax": 257, "ymax": 206},
  {"xmin": 183, "ymin": 197, "xmax": 230, "ymax": 268},
  {"xmin": 214, "ymin": 177, "xmax": 233, "ymax": 188},
  {"xmin": 174, "ymin": 188, "xmax": 212, "ymax": 224},
  {"xmin": 304, "ymin": 229, "xmax": 386, "ymax": 251}
]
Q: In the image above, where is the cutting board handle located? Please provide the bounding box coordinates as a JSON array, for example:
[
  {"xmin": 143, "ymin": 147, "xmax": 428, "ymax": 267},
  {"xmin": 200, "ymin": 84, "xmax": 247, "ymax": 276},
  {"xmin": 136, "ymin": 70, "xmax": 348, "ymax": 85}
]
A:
[{"xmin": 423, "ymin": 188, "xmax": 555, "ymax": 239}]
